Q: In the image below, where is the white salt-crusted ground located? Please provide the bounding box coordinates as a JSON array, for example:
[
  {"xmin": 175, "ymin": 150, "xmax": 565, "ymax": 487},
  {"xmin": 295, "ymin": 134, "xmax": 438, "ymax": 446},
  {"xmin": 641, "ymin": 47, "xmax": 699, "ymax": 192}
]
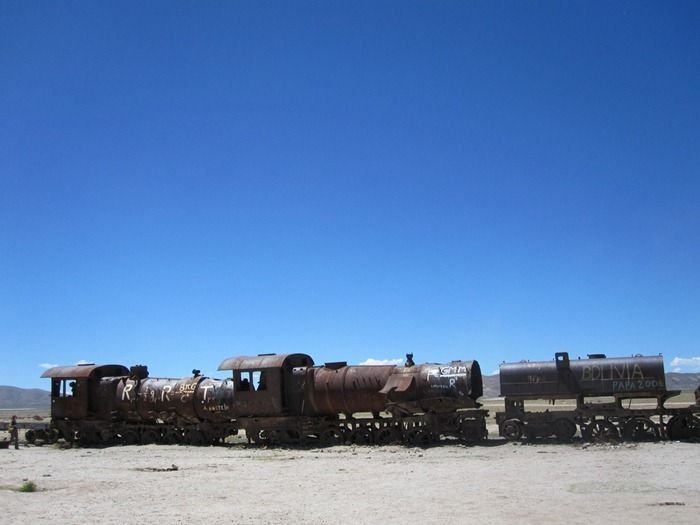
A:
[{"xmin": 1, "ymin": 439, "xmax": 698, "ymax": 525}]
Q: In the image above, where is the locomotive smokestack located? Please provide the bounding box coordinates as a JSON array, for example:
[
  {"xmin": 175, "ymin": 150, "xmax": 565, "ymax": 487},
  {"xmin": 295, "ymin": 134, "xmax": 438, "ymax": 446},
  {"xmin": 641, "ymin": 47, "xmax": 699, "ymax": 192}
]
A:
[{"xmin": 129, "ymin": 365, "xmax": 149, "ymax": 380}]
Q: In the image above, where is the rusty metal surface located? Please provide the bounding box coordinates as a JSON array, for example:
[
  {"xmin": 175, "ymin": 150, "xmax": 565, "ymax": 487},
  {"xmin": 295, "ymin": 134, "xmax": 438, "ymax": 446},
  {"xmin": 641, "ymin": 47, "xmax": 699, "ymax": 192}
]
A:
[
  {"xmin": 379, "ymin": 372, "xmax": 415, "ymax": 394},
  {"xmin": 44, "ymin": 365, "xmax": 129, "ymax": 421},
  {"xmin": 217, "ymin": 353, "xmax": 315, "ymax": 418},
  {"xmin": 41, "ymin": 364, "xmax": 129, "ymax": 379},
  {"xmin": 229, "ymin": 370, "xmax": 286, "ymax": 416},
  {"xmin": 309, "ymin": 360, "xmax": 482, "ymax": 415},
  {"xmin": 310, "ymin": 365, "xmax": 395, "ymax": 415},
  {"xmin": 136, "ymin": 377, "xmax": 202, "ymax": 422},
  {"xmin": 89, "ymin": 376, "xmax": 124, "ymax": 418},
  {"xmin": 380, "ymin": 361, "xmax": 482, "ymax": 412},
  {"xmin": 114, "ymin": 377, "xmax": 142, "ymax": 422},
  {"xmin": 193, "ymin": 377, "xmax": 235, "ymax": 420},
  {"xmin": 418, "ymin": 361, "xmax": 482, "ymax": 400},
  {"xmin": 114, "ymin": 375, "xmax": 227, "ymax": 423},
  {"xmin": 217, "ymin": 353, "xmax": 314, "ymax": 371},
  {"xmin": 499, "ymin": 353, "xmax": 666, "ymax": 399}
]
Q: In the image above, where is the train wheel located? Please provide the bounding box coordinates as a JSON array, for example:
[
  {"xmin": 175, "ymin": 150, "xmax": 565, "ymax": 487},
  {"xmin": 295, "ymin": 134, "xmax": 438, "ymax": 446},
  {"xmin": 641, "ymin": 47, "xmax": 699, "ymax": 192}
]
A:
[
  {"xmin": 47, "ymin": 428, "xmax": 60, "ymax": 444},
  {"xmin": 553, "ymin": 418, "xmax": 577, "ymax": 441},
  {"xmin": 202, "ymin": 431, "xmax": 219, "ymax": 446},
  {"xmin": 209, "ymin": 432, "xmax": 226, "ymax": 446},
  {"xmin": 260, "ymin": 429, "xmax": 280, "ymax": 445},
  {"xmin": 29, "ymin": 428, "xmax": 52, "ymax": 445},
  {"xmin": 246, "ymin": 428, "xmax": 269, "ymax": 444},
  {"xmin": 162, "ymin": 429, "xmax": 182, "ymax": 445},
  {"xmin": 319, "ymin": 427, "xmax": 344, "ymax": 446},
  {"xmin": 666, "ymin": 415, "xmax": 700, "ymax": 440},
  {"xmin": 622, "ymin": 417, "xmax": 659, "ymax": 442},
  {"xmin": 79, "ymin": 431, "xmax": 102, "ymax": 447},
  {"xmin": 141, "ymin": 429, "xmax": 160, "ymax": 445},
  {"xmin": 501, "ymin": 419, "xmax": 523, "ymax": 441},
  {"xmin": 350, "ymin": 428, "xmax": 373, "ymax": 445},
  {"xmin": 375, "ymin": 427, "xmax": 401, "ymax": 445},
  {"xmin": 60, "ymin": 427, "xmax": 77, "ymax": 444},
  {"xmin": 184, "ymin": 429, "xmax": 205, "ymax": 446},
  {"xmin": 98, "ymin": 429, "xmax": 115, "ymax": 445},
  {"xmin": 250, "ymin": 428, "xmax": 278, "ymax": 445},
  {"xmin": 33, "ymin": 428, "xmax": 49, "ymax": 445},
  {"xmin": 122, "ymin": 430, "xmax": 140, "ymax": 446},
  {"xmin": 460, "ymin": 418, "xmax": 486, "ymax": 443},
  {"xmin": 583, "ymin": 420, "xmax": 620, "ymax": 442},
  {"xmin": 280, "ymin": 428, "xmax": 303, "ymax": 445},
  {"xmin": 405, "ymin": 427, "xmax": 432, "ymax": 446}
]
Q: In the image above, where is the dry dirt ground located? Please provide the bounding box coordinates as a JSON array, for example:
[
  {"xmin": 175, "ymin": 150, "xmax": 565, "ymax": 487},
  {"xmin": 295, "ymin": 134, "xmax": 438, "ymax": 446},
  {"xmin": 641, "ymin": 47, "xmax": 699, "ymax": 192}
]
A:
[{"xmin": 1, "ymin": 435, "xmax": 699, "ymax": 525}]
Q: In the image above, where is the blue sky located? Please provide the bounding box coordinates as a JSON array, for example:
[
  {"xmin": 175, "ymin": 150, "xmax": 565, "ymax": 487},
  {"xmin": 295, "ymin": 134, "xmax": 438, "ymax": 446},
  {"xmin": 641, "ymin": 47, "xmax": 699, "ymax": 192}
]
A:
[{"xmin": 1, "ymin": 1, "xmax": 699, "ymax": 389}]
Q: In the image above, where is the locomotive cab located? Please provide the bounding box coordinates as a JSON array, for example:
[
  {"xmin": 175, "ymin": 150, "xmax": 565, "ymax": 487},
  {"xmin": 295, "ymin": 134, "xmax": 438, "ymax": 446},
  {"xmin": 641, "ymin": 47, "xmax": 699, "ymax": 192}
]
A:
[
  {"xmin": 41, "ymin": 364, "xmax": 130, "ymax": 420},
  {"xmin": 218, "ymin": 353, "xmax": 315, "ymax": 417}
]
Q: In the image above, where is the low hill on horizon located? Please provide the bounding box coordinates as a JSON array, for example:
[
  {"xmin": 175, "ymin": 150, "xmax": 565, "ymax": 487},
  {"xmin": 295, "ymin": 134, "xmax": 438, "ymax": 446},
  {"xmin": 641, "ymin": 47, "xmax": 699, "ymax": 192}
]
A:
[
  {"xmin": 0, "ymin": 386, "xmax": 51, "ymax": 409},
  {"xmin": 666, "ymin": 372, "xmax": 700, "ymax": 392}
]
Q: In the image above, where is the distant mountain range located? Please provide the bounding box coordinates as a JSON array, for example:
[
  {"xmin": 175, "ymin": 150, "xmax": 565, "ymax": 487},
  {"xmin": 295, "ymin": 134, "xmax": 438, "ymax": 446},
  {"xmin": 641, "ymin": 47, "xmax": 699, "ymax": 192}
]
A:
[
  {"xmin": 482, "ymin": 375, "xmax": 500, "ymax": 398},
  {"xmin": 665, "ymin": 372, "xmax": 700, "ymax": 393},
  {"xmin": 1, "ymin": 373, "xmax": 698, "ymax": 408},
  {"xmin": 0, "ymin": 386, "xmax": 51, "ymax": 409}
]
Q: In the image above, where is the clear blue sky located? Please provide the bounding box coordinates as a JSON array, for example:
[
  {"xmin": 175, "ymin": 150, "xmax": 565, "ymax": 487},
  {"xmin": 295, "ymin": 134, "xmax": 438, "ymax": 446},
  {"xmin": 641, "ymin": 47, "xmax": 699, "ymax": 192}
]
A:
[{"xmin": 2, "ymin": 1, "xmax": 699, "ymax": 389}]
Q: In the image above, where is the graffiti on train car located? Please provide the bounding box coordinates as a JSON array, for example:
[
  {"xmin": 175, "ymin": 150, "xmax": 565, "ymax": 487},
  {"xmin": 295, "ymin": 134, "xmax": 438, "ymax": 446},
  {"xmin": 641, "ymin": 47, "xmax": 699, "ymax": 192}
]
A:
[
  {"xmin": 612, "ymin": 379, "xmax": 664, "ymax": 392},
  {"xmin": 580, "ymin": 363, "xmax": 645, "ymax": 381},
  {"xmin": 427, "ymin": 365, "xmax": 468, "ymax": 393}
]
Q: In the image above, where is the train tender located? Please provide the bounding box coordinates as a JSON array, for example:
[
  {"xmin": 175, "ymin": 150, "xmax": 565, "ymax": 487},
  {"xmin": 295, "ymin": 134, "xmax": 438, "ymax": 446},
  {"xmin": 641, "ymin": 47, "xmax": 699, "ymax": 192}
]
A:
[
  {"xmin": 495, "ymin": 352, "xmax": 700, "ymax": 442},
  {"xmin": 32, "ymin": 353, "xmax": 487, "ymax": 447}
]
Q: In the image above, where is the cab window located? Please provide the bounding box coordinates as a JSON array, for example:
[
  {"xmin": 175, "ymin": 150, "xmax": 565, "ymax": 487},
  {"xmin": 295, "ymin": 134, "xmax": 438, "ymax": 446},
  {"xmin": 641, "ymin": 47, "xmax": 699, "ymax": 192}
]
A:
[
  {"xmin": 52, "ymin": 378, "xmax": 78, "ymax": 397},
  {"xmin": 238, "ymin": 370, "xmax": 266, "ymax": 392}
]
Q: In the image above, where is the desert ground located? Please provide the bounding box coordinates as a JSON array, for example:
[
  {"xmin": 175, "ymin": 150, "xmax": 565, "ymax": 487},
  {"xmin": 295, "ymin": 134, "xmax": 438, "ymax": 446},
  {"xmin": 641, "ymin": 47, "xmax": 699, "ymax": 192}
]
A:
[{"xmin": 1, "ymin": 413, "xmax": 699, "ymax": 525}]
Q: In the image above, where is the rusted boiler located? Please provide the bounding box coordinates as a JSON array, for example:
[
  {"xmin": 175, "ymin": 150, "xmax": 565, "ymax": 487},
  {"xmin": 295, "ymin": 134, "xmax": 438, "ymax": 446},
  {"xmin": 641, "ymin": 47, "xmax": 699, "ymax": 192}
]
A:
[
  {"xmin": 308, "ymin": 360, "xmax": 483, "ymax": 416},
  {"xmin": 114, "ymin": 367, "xmax": 235, "ymax": 423}
]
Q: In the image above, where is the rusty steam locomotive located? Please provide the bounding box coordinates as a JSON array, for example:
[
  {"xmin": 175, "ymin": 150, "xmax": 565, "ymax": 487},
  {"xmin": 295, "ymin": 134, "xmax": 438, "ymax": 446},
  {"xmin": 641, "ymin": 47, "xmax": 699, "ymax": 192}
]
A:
[
  {"xmin": 31, "ymin": 353, "xmax": 486, "ymax": 446},
  {"xmin": 29, "ymin": 351, "xmax": 699, "ymax": 447}
]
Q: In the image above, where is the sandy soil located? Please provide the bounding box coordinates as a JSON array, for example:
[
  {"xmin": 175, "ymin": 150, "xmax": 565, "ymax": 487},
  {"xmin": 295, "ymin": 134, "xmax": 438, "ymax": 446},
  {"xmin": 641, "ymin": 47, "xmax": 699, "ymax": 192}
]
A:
[{"xmin": 1, "ymin": 435, "xmax": 698, "ymax": 525}]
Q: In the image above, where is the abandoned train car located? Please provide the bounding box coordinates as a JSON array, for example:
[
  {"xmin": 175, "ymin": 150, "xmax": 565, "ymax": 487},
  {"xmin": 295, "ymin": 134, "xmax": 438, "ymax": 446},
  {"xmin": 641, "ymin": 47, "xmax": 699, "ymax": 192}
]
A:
[
  {"xmin": 496, "ymin": 352, "xmax": 700, "ymax": 441},
  {"xmin": 30, "ymin": 351, "xmax": 699, "ymax": 447}
]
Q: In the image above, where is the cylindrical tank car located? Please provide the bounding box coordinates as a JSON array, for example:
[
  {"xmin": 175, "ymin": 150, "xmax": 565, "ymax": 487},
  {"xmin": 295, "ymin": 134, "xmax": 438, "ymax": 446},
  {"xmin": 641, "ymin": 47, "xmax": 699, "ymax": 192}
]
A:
[{"xmin": 496, "ymin": 352, "xmax": 699, "ymax": 442}]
